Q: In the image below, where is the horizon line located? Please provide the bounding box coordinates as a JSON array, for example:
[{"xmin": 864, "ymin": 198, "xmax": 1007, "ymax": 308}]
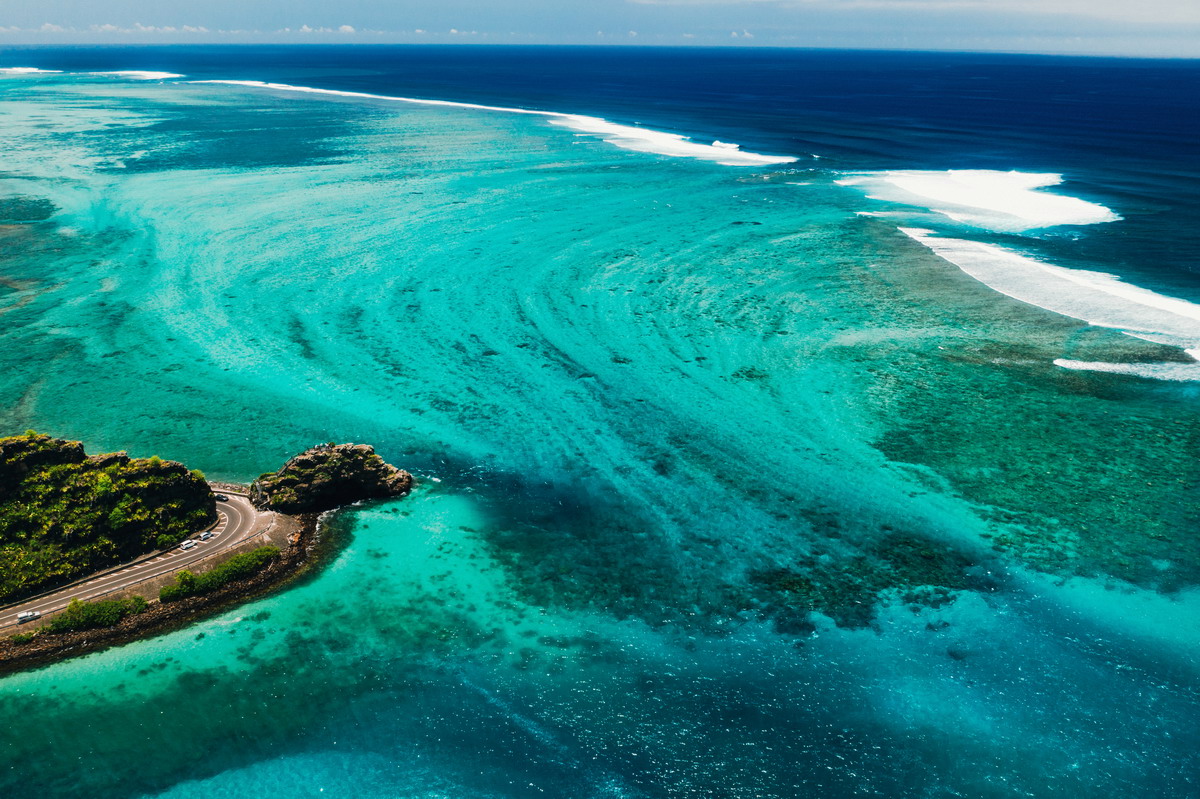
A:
[{"xmin": 1, "ymin": 42, "xmax": 1198, "ymax": 62}]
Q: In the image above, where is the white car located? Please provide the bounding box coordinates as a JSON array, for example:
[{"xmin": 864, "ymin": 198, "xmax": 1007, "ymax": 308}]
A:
[
  {"xmin": 16, "ymin": 610, "xmax": 40, "ymax": 624},
  {"xmin": 199, "ymin": 531, "xmax": 214, "ymax": 541},
  {"xmin": 179, "ymin": 540, "xmax": 197, "ymax": 551}
]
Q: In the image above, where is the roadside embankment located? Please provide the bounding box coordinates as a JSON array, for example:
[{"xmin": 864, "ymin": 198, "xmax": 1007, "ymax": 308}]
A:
[{"xmin": 0, "ymin": 509, "xmax": 324, "ymax": 674}]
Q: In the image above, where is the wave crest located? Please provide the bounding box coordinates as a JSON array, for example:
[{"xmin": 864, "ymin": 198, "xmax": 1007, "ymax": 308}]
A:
[
  {"xmin": 192, "ymin": 79, "xmax": 796, "ymax": 167},
  {"xmin": 901, "ymin": 227, "xmax": 1200, "ymax": 380},
  {"xmin": 840, "ymin": 169, "xmax": 1120, "ymax": 232}
]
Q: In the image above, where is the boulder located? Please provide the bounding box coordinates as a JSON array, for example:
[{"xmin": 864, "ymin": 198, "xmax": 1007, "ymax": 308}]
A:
[{"xmin": 250, "ymin": 443, "xmax": 413, "ymax": 514}]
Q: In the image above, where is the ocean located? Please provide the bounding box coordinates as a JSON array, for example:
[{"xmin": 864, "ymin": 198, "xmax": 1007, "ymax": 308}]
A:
[{"xmin": 1, "ymin": 45, "xmax": 1199, "ymax": 797}]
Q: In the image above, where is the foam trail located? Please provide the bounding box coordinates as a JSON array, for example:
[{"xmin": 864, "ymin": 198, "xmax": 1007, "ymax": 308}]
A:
[
  {"xmin": 549, "ymin": 114, "xmax": 795, "ymax": 166},
  {"xmin": 90, "ymin": 71, "xmax": 184, "ymax": 80},
  {"xmin": 840, "ymin": 170, "xmax": 1120, "ymax": 232},
  {"xmin": 192, "ymin": 79, "xmax": 796, "ymax": 167},
  {"xmin": 0, "ymin": 67, "xmax": 63, "ymax": 74},
  {"xmin": 900, "ymin": 228, "xmax": 1200, "ymax": 379},
  {"xmin": 1051, "ymin": 359, "xmax": 1200, "ymax": 381}
]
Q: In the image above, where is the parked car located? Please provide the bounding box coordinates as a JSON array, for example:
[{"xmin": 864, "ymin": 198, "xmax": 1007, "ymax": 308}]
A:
[
  {"xmin": 16, "ymin": 610, "xmax": 40, "ymax": 624},
  {"xmin": 179, "ymin": 540, "xmax": 197, "ymax": 551},
  {"xmin": 200, "ymin": 531, "xmax": 214, "ymax": 541},
  {"xmin": 214, "ymin": 494, "xmax": 230, "ymax": 502}
]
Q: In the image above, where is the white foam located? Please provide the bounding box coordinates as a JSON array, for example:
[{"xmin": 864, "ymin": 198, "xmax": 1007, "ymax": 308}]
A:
[
  {"xmin": 91, "ymin": 71, "xmax": 184, "ymax": 80},
  {"xmin": 900, "ymin": 227, "xmax": 1200, "ymax": 379},
  {"xmin": 839, "ymin": 169, "xmax": 1120, "ymax": 232},
  {"xmin": 0, "ymin": 67, "xmax": 62, "ymax": 74},
  {"xmin": 549, "ymin": 115, "xmax": 796, "ymax": 166},
  {"xmin": 1052, "ymin": 359, "xmax": 1200, "ymax": 381},
  {"xmin": 191, "ymin": 79, "xmax": 796, "ymax": 167}
]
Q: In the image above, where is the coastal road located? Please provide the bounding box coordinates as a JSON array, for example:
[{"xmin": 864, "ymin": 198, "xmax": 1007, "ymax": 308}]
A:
[{"xmin": 0, "ymin": 491, "xmax": 270, "ymax": 631}]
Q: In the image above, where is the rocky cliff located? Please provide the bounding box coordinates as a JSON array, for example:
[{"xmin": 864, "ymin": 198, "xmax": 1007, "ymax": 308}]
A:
[
  {"xmin": 0, "ymin": 432, "xmax": 216, "ymax": 602},
  {"xmin": 249, "ymin": 443, "xmax": 413, "ymax": 514}
]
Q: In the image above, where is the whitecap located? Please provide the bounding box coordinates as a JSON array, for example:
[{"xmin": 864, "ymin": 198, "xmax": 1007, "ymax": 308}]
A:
[
  {"xmin": 1052, "ymin": 359, "xmax": 1200, "ymax": 381},
  {"xmin": 191, "ymin": 79, "xmax": 797, "ymax": 167},
  {"xmin": 0, "ymin": 67, "xmax": 62, "ymax": 74},
  {"xmin": 91, "ymin": 71, "xmax": 184, "ymax": 80},
  {"xmin": 548, "ymin": 115, "xmax": 796, "ymax": 166},
  {"xmin": 900, "ymin": 227, "xmax": 1200, "ymax": 379},
  {"xmin": 839, "ymin": 169, "xmax": 1120, "ymax": 232}
]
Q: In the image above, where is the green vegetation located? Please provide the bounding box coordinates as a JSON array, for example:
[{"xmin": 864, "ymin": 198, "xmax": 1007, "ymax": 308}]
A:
[
  {"xmin": 159, "ymin": 546, "xmax": 281, "ymax": 602},
  {"xmin": 9, "ymin": 631, "xmax": 36, "ymax": 644},
  {"xmin": 43, "ymin": 596, "xmax": 148, "ymax": 634},
  {"xmin": 0, "ymin": 432, "xmax": 216, "ymax": 603}
]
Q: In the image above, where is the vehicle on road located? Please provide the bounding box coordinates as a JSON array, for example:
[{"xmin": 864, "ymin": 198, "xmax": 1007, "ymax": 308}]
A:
[
  {"xmin": 215, "ymin": 494, "xmax": 229, "ymax": 502},
  {"xmin": 200, "ymin": 531, "xmax": 214, "ymax": 541},
  {"xmin": 16, "ymin": 610, "xmax": 40, "ymax": 624},
  {"xmin": 179, "ymin": 540, "xmax": 197, "ymax": 551}
]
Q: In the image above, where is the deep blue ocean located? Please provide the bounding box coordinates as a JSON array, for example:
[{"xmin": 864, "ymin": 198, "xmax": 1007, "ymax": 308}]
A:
[
  {"xmin": 8, "ymin": 45, "xmax": 1197, "ymax": 288},
  {"xmin": 1, "ymin": 46, "xmax": 1200, "ymax": 798}
]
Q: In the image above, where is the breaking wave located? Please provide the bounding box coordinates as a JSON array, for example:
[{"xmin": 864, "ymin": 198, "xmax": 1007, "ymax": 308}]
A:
[
  {"xmin": 840, "ymin": 169, "xmax": 1120, "ymax": 232},
  {"xmin": 192, "ymin": 79, "xmax": 797, "ymax": 167}
]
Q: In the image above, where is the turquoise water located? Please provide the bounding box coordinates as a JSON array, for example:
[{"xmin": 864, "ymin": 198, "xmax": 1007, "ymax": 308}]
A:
[{"xmin": 3, "ymin": 69, "xmax": 1200, "ymax": 797}]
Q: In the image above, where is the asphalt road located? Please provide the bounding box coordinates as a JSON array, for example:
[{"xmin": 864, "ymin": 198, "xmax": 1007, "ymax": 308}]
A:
[{"xmin": 0, "ymin": 491, "xmax": 268, "ymax": 630}]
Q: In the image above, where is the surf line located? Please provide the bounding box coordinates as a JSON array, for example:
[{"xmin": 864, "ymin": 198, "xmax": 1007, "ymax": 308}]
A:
[
  {"xmin": 899, "ymin": 227, "xmax": 1200, "ymax": 380},
  {"xmin": 190, "ymin": 79, "xmax": 798, "ymax": 167},
  {"xmin": 838, "ymin": 169, "xmax": 1120, "ymax": 232}
]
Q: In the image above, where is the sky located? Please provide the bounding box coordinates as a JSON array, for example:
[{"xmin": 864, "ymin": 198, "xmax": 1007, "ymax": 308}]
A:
[{"xmin": 0, "ymin": 0, "xmax": 1196, "ymax": 57}]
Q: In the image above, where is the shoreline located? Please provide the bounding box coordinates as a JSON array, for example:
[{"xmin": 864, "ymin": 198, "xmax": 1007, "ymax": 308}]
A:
[{"xmin": 0, "ymin": 503, "xmax": 332, "ymax": 676}]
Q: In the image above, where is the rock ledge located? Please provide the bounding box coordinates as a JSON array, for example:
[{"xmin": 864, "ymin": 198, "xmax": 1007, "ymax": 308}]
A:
[{"xmin": 249, "ymin": 443, "xmax": 413, "ymax": 514}]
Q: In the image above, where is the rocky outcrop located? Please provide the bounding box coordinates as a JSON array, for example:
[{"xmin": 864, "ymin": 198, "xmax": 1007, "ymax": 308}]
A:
[
  {"xmin": 0, "ymin": 433, "xmax": 85, "ymax": 492},
  {"xmin": 249, "ymin": 443, "xmax": 413, "ymax": 514}
]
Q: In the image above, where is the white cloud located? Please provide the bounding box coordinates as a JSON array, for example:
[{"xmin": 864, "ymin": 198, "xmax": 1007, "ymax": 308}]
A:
[
  {"xmin": 40, "ymin": 23, "xmax": 67, "ymax": 33},
  {"xmin": 339, "ymin": 25, "xmax": 355, "ymax": 33},
  {"xmin": 84, "ymin": 22, "xmax": 229, "ymax": 35},
  {"xmin": 292, "ymin": 24, "xmax": 338, "ymax": 33},
  {"xmin": 627, "ymin": 0, "xmax": 1200, "ymax": 24}
]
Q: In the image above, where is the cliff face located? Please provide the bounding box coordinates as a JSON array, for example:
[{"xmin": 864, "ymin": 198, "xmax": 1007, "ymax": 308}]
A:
[
  {"xmin": 0, "ymin": 432, "xmax": 216, "ymax": 603},
  {"xmin": 249, "ymin": 443, "xmax": 413, "ymax": 514}
]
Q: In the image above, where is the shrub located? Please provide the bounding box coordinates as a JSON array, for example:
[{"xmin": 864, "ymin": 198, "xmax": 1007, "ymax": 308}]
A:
[
  {"xmin": 44, "ymin": 595, "xmax": 148, "ymax": 633},
  {"xmin": 10, "ymin": 631, "xmax": 36, "ymax": 644},
  {"xmin": 159, "ymin": 546, "xmax": 280, "ymax": 602},
  {"xmin": 155, "ymin": 533, "xmax": 183, "ymax": 550}
]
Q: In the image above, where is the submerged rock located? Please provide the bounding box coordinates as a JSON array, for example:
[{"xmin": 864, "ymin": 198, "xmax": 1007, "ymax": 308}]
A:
[{"xmin": 250, "ymin": 443, "xmax": 413, "ymax": 514}]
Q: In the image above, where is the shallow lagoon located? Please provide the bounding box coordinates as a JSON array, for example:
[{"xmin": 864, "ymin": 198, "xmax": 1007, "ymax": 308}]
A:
[{"xmin": 2, "ymin": 60, "xmax": 1200, "ymax": 797}]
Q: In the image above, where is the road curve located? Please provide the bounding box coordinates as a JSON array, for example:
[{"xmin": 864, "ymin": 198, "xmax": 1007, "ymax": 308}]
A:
[{"xmin": 0, "ymin": 490, "xmax": 270, "ymax": 631}]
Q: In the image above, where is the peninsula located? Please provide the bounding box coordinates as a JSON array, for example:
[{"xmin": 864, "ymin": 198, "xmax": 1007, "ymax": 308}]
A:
[{"xmin": 0, "ymin": 433, "xmax": 412, "ymax": 672}]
